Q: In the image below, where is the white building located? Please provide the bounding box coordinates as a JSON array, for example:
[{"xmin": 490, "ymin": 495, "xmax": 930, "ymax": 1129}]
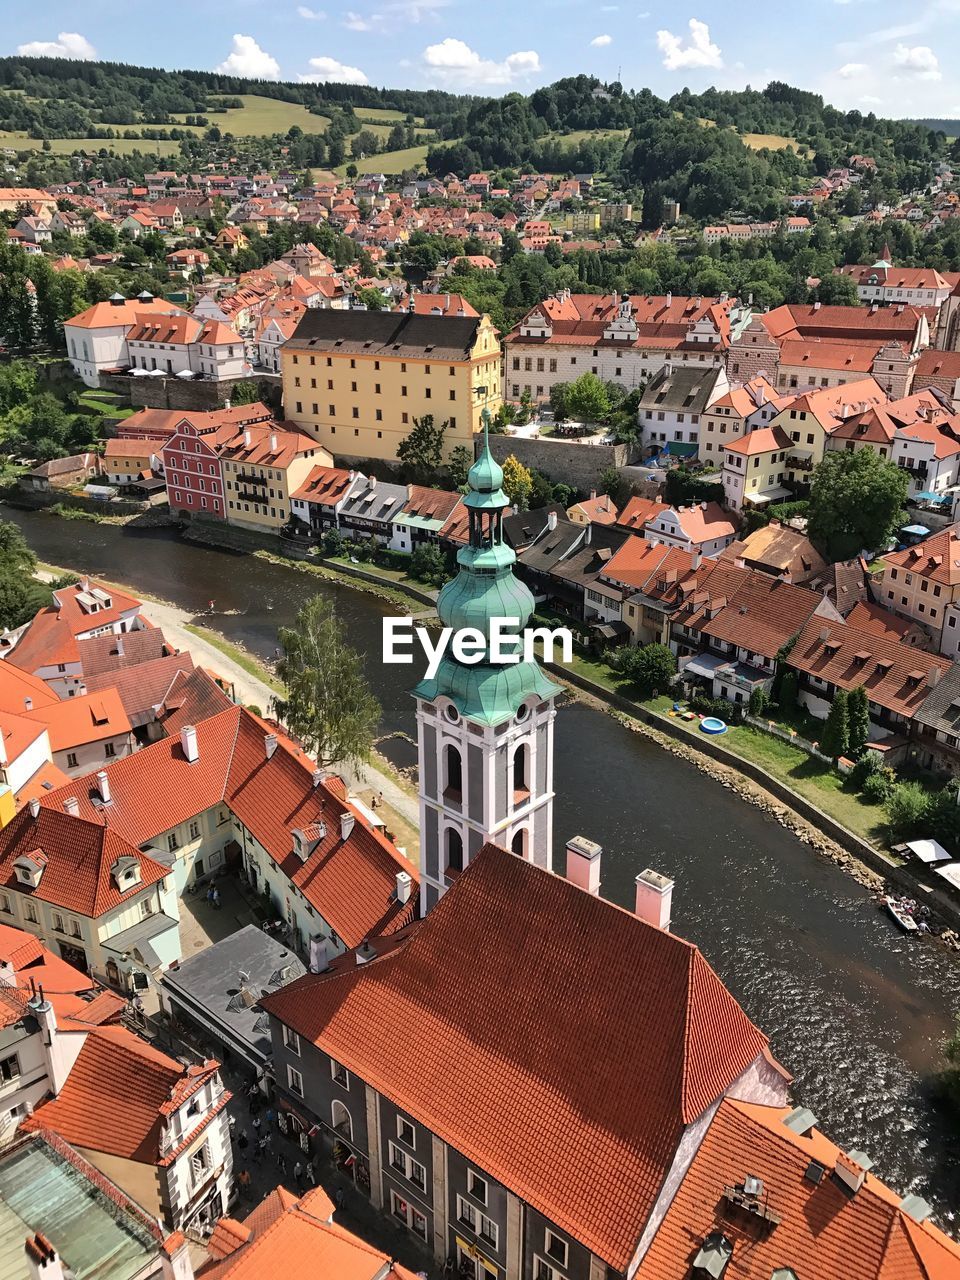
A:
[
  {"xmin": 64, "ymin": 294, "xmax": 183, "ymax": 387},
  {"xmin": 644, "ymin": 502, "xmax": 738, "ymax": 558}
]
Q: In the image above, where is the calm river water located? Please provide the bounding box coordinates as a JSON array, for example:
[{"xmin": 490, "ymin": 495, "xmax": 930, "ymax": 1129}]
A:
[{"xmin": 9, "ymin": 507, "xmax": 960, "ymax": 1221}]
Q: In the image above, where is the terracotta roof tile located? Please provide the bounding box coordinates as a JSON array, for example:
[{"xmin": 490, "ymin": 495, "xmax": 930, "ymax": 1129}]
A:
[
  {"xmin": 884, "ymin": 526, "xmax": 960, "ymax": 586},
  {"xmin": 260, "ymin": 845, "xmax": 773, "ymax": 1269}
]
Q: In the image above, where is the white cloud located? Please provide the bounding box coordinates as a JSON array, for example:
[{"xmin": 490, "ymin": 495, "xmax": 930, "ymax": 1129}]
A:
[
  {"xmin": 16, "ymin": 32, "xmax": 96, "ymax": 59},
  {"xmin": 299, "ymin": 55, "xmax": 369, "ymax": 83},
  {"xmin": 861, "ymin": 94, "xmax": 883, "ymax": 104},
  {"xmin": 344, "ymin": 10, "xmax": 380, "ymax": 28},
  {"xmin": 215, "ymin": 35, "xmax": 281, "ymax": 79},
  {"xmin": 838, "ymin": 61, "xmax": 867, "ymax": 77},
  {"xmin": 591, "ymin": 33, "xmax": 613, "ymax": 46},
  {"xmin": 297, "ymin": 6, "xmax": 326, "ymax": 17},
  {"xmin": 421, "ymin": 37, "xmax": 541, "ymax": 87},
  {"xmin": 656, "ymin": 18, "xmax": 722, "ymax": 70},
  {"xmin": 893, "ymin": 42, "xmax": 941, "ymax": 78}
]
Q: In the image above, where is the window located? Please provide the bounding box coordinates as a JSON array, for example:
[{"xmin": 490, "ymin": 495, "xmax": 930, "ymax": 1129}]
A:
[
  {"xmin": 189, "ymin": 821, "xmax": 200, "ymax": 840},
  {"xmin": 0, "ymin": 1053, "xmax": 20, "ymax": 1082},
  {"xmin": 390, "ymin": 1191, "xmax": 428, "ymax": 1240},
  {"xmin": 284, "ymin": 1026, "xmax": 301, "ymax": 1056},
  {"xmin": 545, "ymin": 1231, "xmax": 568, "ymax": 1268},
  {"xmin": 389, "ymin": 1141, "xmax": 427, "ymax": 1191},
  {"xmin": 397, "ymin": 1116, "xmax": 416, "ymax": 1148},
  {"xmin": 287, "ymin": 1065, "xmax": 304, "ymax": 1097},
  {"xmin": 190, "ymin": 1141, "xmax": 210, "ymax": 1181},
  {"xmin": 167, "ymin": 832, "xmax": 179, "ymax": 852},
  {"xmin": 457, "ymin": 1196, "xmax": 499, "ymax": 1249},
  {"xmin": 330, "ymin": 1058, "xmax": 350, "ymax": 1089},
  {"xmin": 67, "ymin": 752, "xmax": 78, "ymax": 769},
  {"xmin": 331, "ymin": 1099, "xmax": 352, "ymax": 1139},
  {"xmin": 467, "ymin": 1168, "xmax": 488, "ymax": 1204},
  {"xmin": 25, "ymin": 903, "xmax": 37, "ymax": 924},
  {"xmin": 0, "ymin": 893, "xmax": 10, "ymax": 914},
  {"xmin": 443, "ymin": 744, "xmax": 462, "ymax": 800},
  {"xmin": 52, "ymin": 912, "xmax": 64, "ymax": 932},
  {"xmin": 70, "ymin": 919, "xmax": 81, "ymax": 938}
]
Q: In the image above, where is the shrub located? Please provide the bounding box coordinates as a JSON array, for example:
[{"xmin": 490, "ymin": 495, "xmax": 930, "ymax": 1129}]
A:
[
  {"xmin": 885, "ymin": 780, "xmax": 933, "ymax": 839},
  {"xmin": 748, "ymin": 687, "xmax": 769, "ymax": 717},
  {"xmin": 849, "ymin": 750, "xmax": 883, "ymax": 789},
  {"xmin": 321, "ymin": 527, "xmax": 345, "ymax": 556},
  {"xmin": 777, "ymin": 670, "xmax": 798, "ymax": 714},
  {"xmin": 862, "ymin": 771, "xmax": 894, "ymax": 804},
  {"xmin": 611, "ymin": 642, "xmax": 677, "ymax": 695}
]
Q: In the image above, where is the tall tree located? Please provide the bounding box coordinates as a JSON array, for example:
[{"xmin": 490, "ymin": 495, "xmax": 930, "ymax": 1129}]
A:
[
  {"xmin": 848, "ymin": 685, "xmax": 870, "ymax": 757},
  {"xmin": 501, "ymin": 454, "xmax": 533, "ymax": 511},
  {"xmin": 397, "ymin": 414, "xmax": 448, "ymax": 481},
  {"xmin": 273, "ymin": 595, "xmax": 381, "ymax": 771},
  {"xmin": 819, "ymin": 687, "xmax": 850, "ymax": 759},
  {"xmin": 807, "ymin": 450, "xmax": 909, "ymax": 563},
  {"xmin": 564, "ymin": 373, "xmax": 610, "ymax": 424}
]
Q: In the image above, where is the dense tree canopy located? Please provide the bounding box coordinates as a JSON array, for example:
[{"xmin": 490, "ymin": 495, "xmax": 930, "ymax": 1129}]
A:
[{"xmin": 807, "ymin": 449, "xmax": 909, "ymax": 562}]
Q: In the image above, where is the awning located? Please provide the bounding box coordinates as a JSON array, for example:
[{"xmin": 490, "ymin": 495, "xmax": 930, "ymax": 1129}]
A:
[
  {"xmin": 907, "ymin": 838, "xmax": 953, "ymax": 864},
  {"xmin": 935, "ymin": 862, "xmax": 960, "ymax": 892},
  {"xmin": 900, "ymin": 524, "xmax": 931, "ymax": 537},
  {"xmin": 682, "ymin": 653, "xmax": 729, "ymax": 680},
  {"xmin": 102, "ymin": 912, "xmax": 179, "ymax": 968},
  {"xmin": 593, "ymin": 620, "xmax": 631, "ymax": 640},
  {"xmin": 743, "ymin": 485, "xmax": 793, "ymax": 506},
  {"xmin": 915, "ymin": 492, "xmax": 951, "ymax": 503}
]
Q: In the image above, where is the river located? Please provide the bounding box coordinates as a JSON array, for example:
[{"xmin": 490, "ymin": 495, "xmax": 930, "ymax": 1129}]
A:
[{"xmin": 8, "ymin": 507, "xmax": 960, "ymax": 1219}]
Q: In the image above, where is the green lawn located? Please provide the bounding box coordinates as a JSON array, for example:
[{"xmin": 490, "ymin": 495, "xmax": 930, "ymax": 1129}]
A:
[
  {"xmin": 354, "ymin": 107, "xmax": 425, "ymax": 125},
  {"xmin": 0, "ymin": 133, "xmax": 185, "ymax": 156},
  {"xmin": 544, "ymin": 128, "xmax": 630, "ymax": 148},
  {"xmin": 336, "ymin": 140, "xmax": 453, "ymax": 176},
  {"xmin": 183, "ymin": 623, "xmax": 284, "ymax": 696}
]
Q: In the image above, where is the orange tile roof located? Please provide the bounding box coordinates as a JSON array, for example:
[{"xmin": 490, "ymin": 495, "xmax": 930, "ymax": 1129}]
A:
[
  {"xmin": 217, "ymin": 423, "xmax": 320, "ymax": 470},
  {"xmin": 0, "ymin": 806, "xmax": 168, "ymax": 918},
  {"xmin": 778, "ymin": 338, "xmax": 880, "ymax": 370},
  {"xmin": 884, "ymin": 527, "xmax": 960, "ymax": 586},
  {"xmin": 724, "ymin": 424, "xmax": 792, "ymax": 456},
  {"xmin": 0, "ymin": 923, "xmax": 125, "ymax": 1030},
  {"xmin": 199, "ymin": 1184, "xmax": 419, "ymax": 1280},
  {"xmin": 402, "ymin": 485, "xmax": 461, "ymax": 523},
  {"xmin": 636, "ymin": 1098, "xmax": 960, "ymax": 1280},
  {"xmin": 260, "ymin": 844, "xmax": 774, "ymax": 1270},
  {"xmin": 570, "ymin": 494, "xmax": 619, "ymax": 524},
  {"xmin": 846, "ymin": 600, "xmax": 923, "ymax": 642},
  {"xmin": 5, "ymin": 612, "xmax": 81, "ymax": 672},
  {"xmin": 508, "ymin": 293, "xmax": 735, "ymax": 351},
  {"xmin": 65, "ymin": 299, "xmax": 182, "ymax": 330},
  {"xmin": 788, "ymin": 617, "xmax": 951, "ymax": 717},
  {"xmin": 14, "ymin": 760, "xmax": 72, "ymax": 810},
  {"xmin": 39, "ymin": 706, "xmax": 416, "ymax": 947},
  {"xmin": 290, "ymin": 465, "xmax": 355, "ymax": 506},
  {"xmin": 616, "ymin": 496, "xmax": 670, "ymax": 532},
  {"xmin": 666, "ymin": 502, "xmax": 737, "ymax": 543},
  {"xmin": 24, "ymin": 687, "xmax": 131, "ymax": 751},
  {"xmin": 698, "ymin": 575, "xmax": 828, "ymax": 660},
  {"xmin": 760, "ymin": 302, "xmax": 925, "ymax": 344},
  {"xmin": 23, "ymin": 1025, "xmax": 222, "ymax": 1165}
]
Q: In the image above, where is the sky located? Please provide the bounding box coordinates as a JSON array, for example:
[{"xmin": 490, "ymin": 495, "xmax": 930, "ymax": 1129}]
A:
[{"xmin": 5, "ymin": 0, "xmax": 960, "ymax": 119}]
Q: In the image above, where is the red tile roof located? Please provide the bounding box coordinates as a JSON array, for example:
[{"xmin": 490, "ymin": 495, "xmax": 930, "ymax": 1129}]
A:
[
  {"xmin": 38, "ymin": 706, "xmax": 416, "ymax": 947},
  {"xmin": 724, "ymin": 425, "xmax": 792, "ymax": 456},
  {"xmin": 846, "ymin": 600, "xmax": 924, "ymax": 642},
  {"xmin": 76, "ymin": 627, "xmax": 174, "ymax": 678},
  {"xmin": 0, "ymin": 806, "xmax": 168, "ymax": 917},
  {"xmin": 616, "ymin": 496, "xmax": 669, "ymax": 532},
  {"xmin": 24, "ymin": 687, "xmax": 131, "ymax": 751},
  {"xmin": 788, "ymin": 617, "xmax": 951, "ymax": 717},
  {"xmin": 260, "ymin": 844, "xmax": 775, "ymax": 1270},
  {"xmin": 199, "ymin": 1185, "xmax": 421, "ymax": 1280},
  {"xmin": 65, "ymin": 299, "xmax": 182, "ymax": 330},
  {"xmin": 508, "ymin": 293, "xmax": 735, "ymax": 351},
  {"xmin": 760, "ymin": 302, "xmax": 925, "ymax": 344},
  {"xmin": 636, "ymin": 1097, "xmax": 960, "ymax": 1280},
  {"xmin": 884, "ymin": 526, "xmax": 960, "ymax": 587},
  {"xmin": 697, "ymin": 575, "xmax": 828, "ymax": 660},
  {"xmin": 23, "ymin": 1025, "xmax": 222, "ymax": 1164},
  {"xmin": 0, "ymin": 923, "xmax": 125, "ymax": 1030},
  {"xmin": 289, "ymin": 465, "xmax": 355, "ymax": 506},
  {"xmin": 84, "ymin": 653, "xmax": 197, "ymax": 721},
  {"xmin": 569, "ymin": 494, "xmax": 619, "ymax": 524}
]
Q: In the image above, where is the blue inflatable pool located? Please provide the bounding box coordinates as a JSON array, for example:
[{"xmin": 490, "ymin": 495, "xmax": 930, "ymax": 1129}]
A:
[{"xmin": 700, "ymin": 717, "xmax": 728, "ymax": 735}]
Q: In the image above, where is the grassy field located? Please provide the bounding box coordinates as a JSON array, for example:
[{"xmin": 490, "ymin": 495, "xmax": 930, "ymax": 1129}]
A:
[
  {"xmin": 742, "ymin": 131, "xmax": 805, "ymax": 152},
  {"xmin": 183, "ymin": 623, "xmax": 284, "ymax": 696},
  {"xmin": 197, "ymin": 95, "xmax": 331, "ymax": 136},
  {"xmin": 335, "ymin": 141, "xmax": 439, "ymax": 176},
  {"xmin": 0, "ymin": 133, "xmax": 185, "ymax": 155},
  {"xmin": 354, "ymin": 107, "xmax": 425, "ymax": 126},
  {"xmin": 545, "ymin": 128, "xmax": 630, "ymax": 148}
]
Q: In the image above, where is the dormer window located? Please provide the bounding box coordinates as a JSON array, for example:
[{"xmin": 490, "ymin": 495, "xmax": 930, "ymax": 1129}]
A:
[
  {"xmin": 13, "ymin": 853, "xmax": 46, "ymax": 888},
  {"xmin": 111, "ymin": 855, "xmax": 141, "ymax": 890}
]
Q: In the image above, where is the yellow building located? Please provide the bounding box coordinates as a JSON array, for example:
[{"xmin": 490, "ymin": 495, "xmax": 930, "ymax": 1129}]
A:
[
  {"xmin": 220, "ymin": 423, "xmax": 332, "ymax": 534},
  {"xmin": 281, "ymin": 309, "xmax": 502, "ymax": 463},
  {"xmin": 564, "ymin": 210, "xmax": 601, "ymax": 233}
]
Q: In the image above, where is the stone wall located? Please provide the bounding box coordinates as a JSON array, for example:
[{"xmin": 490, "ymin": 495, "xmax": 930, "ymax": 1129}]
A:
[
  {"xmin": 487, "ymin": 435, "xmax": 638, "ymax": 490},
  {"xmin": 97, "ymin": 372, "xmax": 282, "ymax": 412}
]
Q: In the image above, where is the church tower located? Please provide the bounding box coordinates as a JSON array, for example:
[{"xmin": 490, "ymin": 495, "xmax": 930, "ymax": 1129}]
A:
[{"xmin": 413, "ymin": 422, "xmax": 561, "ymax": 915}]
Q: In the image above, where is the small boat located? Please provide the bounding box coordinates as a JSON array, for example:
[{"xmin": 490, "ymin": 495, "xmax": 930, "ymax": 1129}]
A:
[{"xmin": 884, "ymin": 896, "xmax": 919, "ymax": 933}]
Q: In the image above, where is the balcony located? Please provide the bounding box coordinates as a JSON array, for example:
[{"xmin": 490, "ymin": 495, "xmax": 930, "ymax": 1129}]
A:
[{"xmin": 235, "ymin": 472, "xmax": 268, "ymax": 487}]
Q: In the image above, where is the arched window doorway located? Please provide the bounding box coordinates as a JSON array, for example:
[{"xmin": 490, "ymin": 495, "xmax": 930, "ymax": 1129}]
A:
[
  {"xmin": 445, "ymin": 828, "xmax": 464, "ymax": 875},
  {"xmin": 331, "ymin": 1100, "xmax": 353, "ymax": 1141},
  {"xmin": 443, "ymin": 744, "xmax": 462, "ymax": 802},
  {"xmin": 513, "ymin": 742, "xmax": 530, "ymax": 800},
  {"xmin": 511, "ymin": 828, "xmax": 529, "ymax": 859}
]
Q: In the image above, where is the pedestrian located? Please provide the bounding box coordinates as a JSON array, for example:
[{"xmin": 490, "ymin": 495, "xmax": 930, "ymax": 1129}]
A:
[
  {"xmin": 238, "ymin": 1168, "xmax": 251, "ymax": 1194},
  {"xmin": 306, "ymin": 1158, "xmax": 316, "ymax": 1186},
  {"xmin": 212, "ymin": 887, "xmax": 221, "ymax": 910},
  {"xmin": 335, "ymin": 1187, "xmax": 344, "ymax": 1212},
  {"xmin": 228, "ymin": 1114, "xmax": 236, "ymax": 1136},
  {"xmin": 265, "ymin": 1107, "xmax": 275, "ymax": 1128},
  {"xmin": 294, "ymin": 1159, "xmax": 304, "ymax": 1191},
  {"xmin": 252, "ymin": 1114, "xmax": 261, "ymax": 1135},
  {"xmin": 238, "ymin": 1129, "xmax": 248, "ymax": 1151},
  {"xmin": 206, "ymin": 885, "xmax": 214, "ymax": 905},
  {"xmin": 277, "ymin": 1151, "xmax": 286, "ymax": 1176}
]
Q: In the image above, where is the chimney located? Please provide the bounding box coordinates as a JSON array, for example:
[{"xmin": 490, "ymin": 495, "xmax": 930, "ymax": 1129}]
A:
[
  {"xmin": 834, "ymin": 1149, "xmax": 872, "ymax": 1195},
  {"xmin": 28, "ymin": 798, "xmax": 40, "ymax": 818},
  {"xmin": 665, "ymin": 291, "xmax": 672, "ymax": 306},
  {"xmin": 96, "ymin": 770, "xmax": 111, "ymax": 805},
  {"xmin": 63, "ymin": 797, "xmax": 80, "ymax": 817},
  {"xmin": 265, "ymin": 732, "xmax": 278, "ymax": 760},
  {"xmin": 634, "ymin": 868, "xmax": 673, "ymax": 931},
  {"xmin": 565, "ymin": 835, "xmax": 602, "ymax": 895},
  {"xmin": 546, "ymin": 511, "xmax": 558, "ymax": 531},
  {"xmin": 181, "ymin": 724, "xmax": 199, "ymax": 763},
  {"xmin": 691, "ymin": 549, "xmax": 702, "ymax": 571},
  {"xmin": 224, "ymin": 398, "xmax": 232, "ymax": 411},
  {"xmin": 928, "ymin": 667, "xmax": 942, "ymax": 688},
  {"xmin": 356, "ymin": 939, "xmax": 377, "ymax": 964},
  {"xmin": 25, "ymin": 1233, "xmax": 66, "ymax": 1280},
  {"xmin": 24, "ymin": 697, "xmax": 32, "ymax": 711},
  {"xmin": 396, "ymin": 870, "xmax": 412, "ymax": 904},
  {"xmin": 312, "ymin": 768, "xmax": 325, "ymax": 788},
  {"xmin": 813, "ymin": 299, "xmax": 821, "ymax": 311},
  {"xmin": 244, "ymin": 429, "xmax": 252, "ymax": 447},
  {"xmin": 819, "ymin": 627, "xmax": 831, "ymax": 642},
  {"xmin": 340, "ymin": 812, "xmax": 355, "ymax": 842},
  {"xmin": 115, "ymin": 635, "xmax": 124, "ymax": 658},
  {"xmin": 270, "ymin": 432, "xmax": 278, "ymax": 453},
  {"xmin": 589, "ymin": 489, "xmax": 597, "ymax": 501}
]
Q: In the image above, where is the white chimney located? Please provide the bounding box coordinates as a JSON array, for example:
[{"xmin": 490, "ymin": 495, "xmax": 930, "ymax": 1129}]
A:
[
  {"xmin": 340, "ymin": 812, "xmax": 355, "ymax": 842},
  {"xmin": 24, "ymin": 697, "xmax": 32, "ymax": 711},
  {"xmin": 396, "ymin": 870, "xmax": 412, "ymax": 904},
  {"xmin": 691, "ymin": 549, "xmax": 702, "ymax": 571},
  {"xmin": 356, "ymin": 939, "xmax": 377, "ymax": 964},
  {"xmin": 181, "ymin": 724, "xmax": 199, "ymax": 763},
  {"xmin": 25, "ymin": 1233, "xmax": 66, "ymax": 1280},
  {"xmin": 565, "ymin": 835, "xmax": 602, "ymax": 895},
  {"xmin": 834, "ymin": 1150, "xmax": 871, "ymax": 1195},
  {"xmin": 928, "ymin": 667, "xmax": 942, "ymax": 688},
  {"xmin": 546, "ymin": 511, "xmax": 558, "ymax": 531},
  {"xmin": 270, "ymin": 432, "xmax": 278, "ymax": 452},
  {"xmin": 265, "ymin": 732, "xmax": 278, "ymax": 760},
  {"xmin": 634, "ymin": 868, "xmax": 673, "ymax": 931},
  {"xmin": 96, "ymin": 770, "xmax": 111, "ymax": 805},
  {"xmin": 63, "ymin": 797, "xmax": 80, "ymax": 817},
  {"xmin": 29, "ymin": 798, "xmax": 40, "ymax": 818},
  {"xmin": 115, "ymin": 635, "xmax": 124, "ymax": 657},
  {"xmin": 312, "ymin": 768, "xmax": 325, "ymax": 788},
  {"xmin": 244, "ymin": 429, "xmax": 252, "ymax": 447}
]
